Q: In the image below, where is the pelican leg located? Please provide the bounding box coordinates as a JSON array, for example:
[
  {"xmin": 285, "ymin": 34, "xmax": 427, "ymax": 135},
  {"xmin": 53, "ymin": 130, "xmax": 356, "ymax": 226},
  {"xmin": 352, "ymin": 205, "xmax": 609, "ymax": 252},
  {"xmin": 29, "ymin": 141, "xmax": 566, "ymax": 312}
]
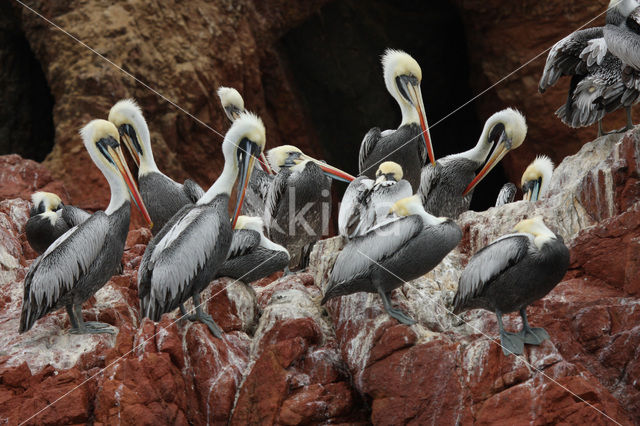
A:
[
  {"xmin": 283, "ymin": 266, "xmax": 293, "ymax": 277},
  {"xmin": 626, "ymin": 106, "xmax": 634, "ymax": 130},
  {"xmin": 377, "ymin": 288, "xmax": 416, "ymax": 325},
  {"xmin": 191, "ymin": 293, "xmax": 223, "ymax": 338},
  {"xmin": 179, "ymin": 303, "xmax": 194, "ymax": 323},
  {"xmin": 518, "ymin": 308, "xmax": 549, "ymax": 345},
  {"xmin": 597, "ymin": 120, "xmax": 604, "ymax": 138},
  {"xmin": 69, "ymin": 304, "xmax": 116, "ymax": 335},
  {"xmin": 496, "ymin": 310, "xmax": 524, "ymax": 356},
  {"xmin": 66, "ymin": 304, "xmax": 79, "ymax": 329}
]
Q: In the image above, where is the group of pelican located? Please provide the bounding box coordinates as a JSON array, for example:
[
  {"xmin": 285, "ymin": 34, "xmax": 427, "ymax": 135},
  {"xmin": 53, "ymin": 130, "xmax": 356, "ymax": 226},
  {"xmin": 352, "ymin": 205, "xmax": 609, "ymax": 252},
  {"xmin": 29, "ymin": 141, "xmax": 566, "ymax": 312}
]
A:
[{"xmin": 21, "ymin": 37, "xmax": 583, "ymax": 355}]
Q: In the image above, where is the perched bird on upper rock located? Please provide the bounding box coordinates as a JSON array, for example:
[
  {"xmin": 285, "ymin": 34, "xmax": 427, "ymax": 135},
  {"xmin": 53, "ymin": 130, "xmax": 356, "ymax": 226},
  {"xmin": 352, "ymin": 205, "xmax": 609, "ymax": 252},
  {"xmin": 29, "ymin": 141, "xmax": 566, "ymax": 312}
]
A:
[{"xmin": 521, "ymin": 155, "xmax": 554, "ymax": 201}]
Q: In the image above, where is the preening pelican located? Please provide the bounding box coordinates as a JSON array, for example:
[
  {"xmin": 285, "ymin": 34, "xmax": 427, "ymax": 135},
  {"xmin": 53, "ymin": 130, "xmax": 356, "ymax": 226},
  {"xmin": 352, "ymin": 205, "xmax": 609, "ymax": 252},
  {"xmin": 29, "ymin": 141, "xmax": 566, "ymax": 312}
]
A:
[
  {"xmin": 20, "ymin": 120, "xmax": 152, "ymax": 334},
  {"xmin": 25, "ymin": 191, "xmax": 91, "ymax": 254},
  {"xmin": 216, "ymin": 86, "xmax": 274, "ymax": 216},
  {"xmin": 358, "ymin": 49, "xmax": 435, "ymax": 190},
  {"xmin": 452, "ymin": 216, "xmax": 570, "ymax": 355},
  {"xmin": 419, "ymin": 109, "xmax": 527, "ymax": 218},
  {"xmin": 339, "ymin": 161, "xmax": 412, "ymax": 239},
  {"xmin": 521, "ymin": 155, "xmax": 554, "ymax": 201},
  {"xmin": 264, "ymin": 145, "xmax": 355, "ymax": 270},
  {"xmin": 138, "ymin": 112, "xmax": 265, "ymax": 337},
  {"xmin": 495, "ymin": 183, "xmax": 517, "ymax": 207},
  {"xmin": 109, "ymin": 99, "xmax": 205, "ymax": 234},
  {"xmin": 216, "ymin": 216, "xmax": 290, "ymax": 283},
  {"xmin": 322, "ymin": 195, "xmax": 461, "ymax": 325},
  {"xmin": 540, "ymin": 0, "xmax": 640, "ymax": 135}
]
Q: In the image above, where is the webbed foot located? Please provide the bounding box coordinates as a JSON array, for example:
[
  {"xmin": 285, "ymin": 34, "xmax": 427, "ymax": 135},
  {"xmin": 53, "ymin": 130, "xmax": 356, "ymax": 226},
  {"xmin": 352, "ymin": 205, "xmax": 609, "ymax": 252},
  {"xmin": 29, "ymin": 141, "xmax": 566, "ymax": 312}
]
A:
[
  {"xmin": 70, "ymin": 322, "xmax": 117, "ymax": 335},
  {"xmin": 520, "ymin": 327, "xmax": 549, "ymax": 345},
  {"xmin": 499, "ymin": 330, "xmax": 524, "ymax": 356}
]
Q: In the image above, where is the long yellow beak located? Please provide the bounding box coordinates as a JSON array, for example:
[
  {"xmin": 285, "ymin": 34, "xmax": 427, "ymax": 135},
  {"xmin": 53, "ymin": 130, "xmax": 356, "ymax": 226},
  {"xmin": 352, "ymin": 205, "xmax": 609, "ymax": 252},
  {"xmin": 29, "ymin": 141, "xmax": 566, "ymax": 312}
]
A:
[
  {"xmin": 300, "ymin": 154, "xmax": 355, "ymax": 182},
  {"xmin": 462, "ymin": 140, "xmax": 510, "ymax": 196},
  {"xmin": 119, "ymin": 131, "xmax": 140, "ymax": 168},
  {"xmin": 233, "ymin": 139, "xmax": 259, "ymax": 228},
  {"xmin": 408, "ymin": 83, "xmax": 435, "ymax": 166},
  {"xmin": 259, "ymin": 152, "xmax": 273, "ymax": 175}
]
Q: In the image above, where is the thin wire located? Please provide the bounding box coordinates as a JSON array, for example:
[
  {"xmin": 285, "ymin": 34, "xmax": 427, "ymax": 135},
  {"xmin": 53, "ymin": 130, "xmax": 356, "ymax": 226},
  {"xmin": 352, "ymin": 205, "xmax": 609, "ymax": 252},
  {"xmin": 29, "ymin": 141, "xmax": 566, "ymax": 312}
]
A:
[
  {"xmin": 354, "ymin": 248, "xmax": 623, "ymax": 426},
  {"xmin": 17, "ymin": 251, "xmax": 282, "ymax": 425},
  {"xmin": 359, "ymin": 1, "xmax": 617, "ymax": 176}
]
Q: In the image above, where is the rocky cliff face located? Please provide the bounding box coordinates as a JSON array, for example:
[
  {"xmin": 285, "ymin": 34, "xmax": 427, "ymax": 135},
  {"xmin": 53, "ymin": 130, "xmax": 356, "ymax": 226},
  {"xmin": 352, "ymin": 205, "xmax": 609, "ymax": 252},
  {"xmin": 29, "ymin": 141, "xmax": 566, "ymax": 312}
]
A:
[{"xmin": 1, "ymin": 128, "xmax": 639, "ymax": 424}]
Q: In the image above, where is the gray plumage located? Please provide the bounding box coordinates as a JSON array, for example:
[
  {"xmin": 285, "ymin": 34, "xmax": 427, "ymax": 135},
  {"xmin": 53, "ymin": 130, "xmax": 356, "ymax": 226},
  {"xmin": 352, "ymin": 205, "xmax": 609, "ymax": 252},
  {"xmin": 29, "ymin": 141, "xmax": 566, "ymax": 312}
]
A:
[
  {"xmin": 138, "ymin": 195, "xmax": 231, "ymax": 322},
  {"xmin": 264, "ymin": 162, "xmax": 331, "ymax": 270},
  {"xmin": 216, "ymin": 229, "xmax": 289, "ymax": 283},
  {"xmin": 322, "ymin": 213, "xmax": 462, "ymax": 324},
  {"xmin": 139, "ymin": 172, "xmax": 204, "ymax": 234},
  {"xmin": 26, "ymin": 203, "xmax": 91, "ymax": 254},
  {"xmin": 418, "ymin": 157, "xmax": 478, "ymax": 219},
  {"xmin": 495, "ymin": 183, "xmax": 517, "ymax": 207},
  {"xmin": 243, "ymin": 167, "xmax": 273, "ymax": 217},
  {"xmin": 358, "ymin": 124, "xmax": 426, "ymax": 191},
  {"xmin": 20, "ymin": 203, "xmax": 130, "ymax": 333},
  {"xmin": 339, "ymin": 177, "xmax": 412, "ymax": 239},
  {"xmin": 605, "ymin": 6, "xmax": 640, "ymax": 70}
]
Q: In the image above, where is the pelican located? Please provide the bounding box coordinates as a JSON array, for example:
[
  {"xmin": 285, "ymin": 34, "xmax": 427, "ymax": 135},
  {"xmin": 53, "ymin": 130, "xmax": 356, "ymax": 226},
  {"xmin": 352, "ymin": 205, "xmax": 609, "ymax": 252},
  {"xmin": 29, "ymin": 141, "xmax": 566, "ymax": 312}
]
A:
[
  {"xmin": 419, "ymin": 109, "xmax": 527, "ymax": 218},
  {"xmin": 452, "ymin": 216, "xmax": 570, "ymax": 355},
  {"xmin": 138, "ymin": 112, "xmax": 265, "ymax": 337},
  {"xmin": 338, "ymin": 161, "xmax": 412, "ymax": 239},
  {"xmin": 521, "ymin": 155, "xmax": 554, "ymax": 201},
  {"xmin": 495, "ymin": 183, "xmax": 517, "ymax": 207},
  {"xmin": 25, "ymin": 191, "xmax": 91, "ymax": 254},
  {"xmin": 264, "ymin": 145, "xmax": 355, "ymax": 270},
  {"xmin": 217, "ymin": 86, "xmax": 274, "ymax": 217},
  {"xmin": 322, "ymin": 195, "xmax": 462, "ymax": 325},
  {"xmin": 108, "ymin": 99, "xmax": 205, "ymax": 234},
  {"xmin": 19, "ymin": 120, "xmax": 152, "ymax": 334},
  {"xmin": 539, "ymin": 0, "xmax": 640, "ymax": 136},
  {"xmin": 358, "ymin": 49, "xmax": 436, "ymax": 190},
  {"xmin": 216, "ymin": 216, "xmax": 290, "ymax": 283}
]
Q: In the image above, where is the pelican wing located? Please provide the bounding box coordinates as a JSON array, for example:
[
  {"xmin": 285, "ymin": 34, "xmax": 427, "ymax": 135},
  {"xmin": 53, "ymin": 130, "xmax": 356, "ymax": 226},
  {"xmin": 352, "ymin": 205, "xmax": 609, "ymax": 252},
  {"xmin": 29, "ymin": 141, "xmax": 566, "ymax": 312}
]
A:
[
  {"xmin": 263, "ymin": 170, "xmax": 290, "ymax": 238},
  {"xmin": 453, "ymin": 233, "xmax": 532, "ymax": 312},
  {"xmin": 61, "ymin": 204, "xmax": 91, "ymax": 227},
  {"xmin": 338, "ymin": 176, "xmax": 374, "ymax": 238},
  {"xmin": 418, "ymin": 162, "xmax": 441, "ymax": 203},
  {"xmin": 495, "ymin": 183, "xmax": 516, "ymax": 207},
  {"xmin": 539, "ymin": 27, "xmax": 603, "ymax": 92},
  {"xmin": 182, "ymin": 179, "xmax": 205, "ymax": 203},
  {"xmin": 139, "ymin": 205, "xmax": 225, "ymax": 320},
  {"xmin": 20, "ymin": 212, "xmax": 107, "ymax": 332},
  {"xmin": 227, "ymin": 229, "xmax": 260, "ymax": 260},
  {"xmin": 358, "ymin": 127, "xmax": 382, "ymax": 173},
  {"xmin": 329, "ymin": 215, "xmax": 423, "ymax": 286}
]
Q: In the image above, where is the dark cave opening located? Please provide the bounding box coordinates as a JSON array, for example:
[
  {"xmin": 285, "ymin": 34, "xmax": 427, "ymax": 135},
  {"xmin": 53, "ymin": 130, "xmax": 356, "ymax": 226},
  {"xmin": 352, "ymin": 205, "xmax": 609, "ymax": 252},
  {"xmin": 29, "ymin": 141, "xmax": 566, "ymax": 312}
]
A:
[
  {"xmin": 0, "ymin": 2, "xmax": 54, "ymax": 163},
  {"xmin": 277, "ymin": 0, "xmax": 507, "ymax": 212}
]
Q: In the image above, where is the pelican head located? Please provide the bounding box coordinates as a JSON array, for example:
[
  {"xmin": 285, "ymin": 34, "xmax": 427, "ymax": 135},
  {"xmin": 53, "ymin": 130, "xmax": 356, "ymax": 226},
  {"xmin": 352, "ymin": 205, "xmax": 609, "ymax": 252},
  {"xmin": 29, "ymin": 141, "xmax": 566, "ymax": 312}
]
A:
[
  {"xmin": 521, "ymin": 155, "xmax": 554, "ymax": 201},
  {"xmin": 390, "ymin": 194, "xmax": 447, "ymax": 224},
  {"xmin": 217, "ymin": 86, "xmax": 245, "ymax": 122},
  {"xmin": 234, "ymin": 215, "xmax": 264, "ymax": 232},
  {"xmin": 80, "ymin": 119, "xmax": 152, "ymax": 226},
  {"xmin": 462, "ymin": 108, "xmax": 527, "ymax": 196},
  {"xmin": 31, "ymin": 192, "xmax": 62, "ymax": 214},
  {"xmin": 609, "ymin": 0, "xmax": 639, "ymax": 16},
  {"xmin": 382, "ymin": 49, "xmax": 435, "ymax": 166},
  {"xmin": 375, "ymin": 161, "xmax": 403, "ymax": 185},
  {"xmin": 266, "ymin": 145, "xmax": 355, "ymax": 183},
  {"xmin": 108, "ymin": 99, "xmax": 156, "ymax": 175},
  {"xmin": 513, "ymin": 216, "xmax": 556, "ymax": 248}
]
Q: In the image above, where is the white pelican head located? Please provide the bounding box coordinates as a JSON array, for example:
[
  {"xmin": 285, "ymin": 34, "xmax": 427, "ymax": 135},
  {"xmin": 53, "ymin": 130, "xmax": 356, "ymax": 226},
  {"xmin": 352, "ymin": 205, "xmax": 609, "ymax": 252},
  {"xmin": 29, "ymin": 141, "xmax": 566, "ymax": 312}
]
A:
[
  {"xmin": 234, "ymin": 215, "xmax": 264, "ymax": 232},
  {"xmin": 521, "ymin": 155, "xmax": 554, "ymax": 201},
  {"xmin": 514, "ymin": 216, "xmax": 556, "ymax": 248},
  {"xmin": 381, "ymin": 49, "xmax": 435, "ymax": 166},
  {"xmin": 31, "ymin": 192, "xmax": 62, "ymax": 214},
  {"xmin": 375, "ymin": 161, "xmax": 403, "ymax": 185},
  {"xmin": 80, "ymin": 119, "xmax": 152, "ymax": 226},
  {"xmin": 217, "ymin": 86, "xmax": 245, "ymax": 122},
  {"xmin": 266, "ymin": 145, "xmax": 355, "ymax": 183},
  {"xmin": 462, "ymin": 108, "xmax": 527, "ymax": 196}
]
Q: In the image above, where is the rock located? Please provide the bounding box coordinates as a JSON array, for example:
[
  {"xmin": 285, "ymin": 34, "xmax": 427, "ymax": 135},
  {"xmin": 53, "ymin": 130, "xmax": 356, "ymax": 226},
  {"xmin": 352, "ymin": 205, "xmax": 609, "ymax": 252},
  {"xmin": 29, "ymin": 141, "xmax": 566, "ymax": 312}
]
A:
[{"xmin": 0, "ymin": 154, "xmax": 67, "ymax": 203}]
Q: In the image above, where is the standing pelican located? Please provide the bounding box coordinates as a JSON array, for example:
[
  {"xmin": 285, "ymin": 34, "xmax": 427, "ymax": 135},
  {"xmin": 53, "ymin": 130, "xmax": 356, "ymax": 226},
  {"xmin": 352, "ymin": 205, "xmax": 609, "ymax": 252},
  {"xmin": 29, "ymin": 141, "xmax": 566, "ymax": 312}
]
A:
[
  {"xmin": 108, "ymin": 99, "xmax": 205, "ymax": 233},
  {"xmin": 138, "ymin": 112, "xmax": 265, "ymax": 337},
  {"xmin": 452, "ymin": 217, "xmax": 570, "ymax": 355},
  {"xmin": 217, "ymin": 86, "xmax": 274, "ymax": 217},
  {"xmin": 216, "ymin": 216, "xmax": 290, "ymax": 283},
  {"xmin": 539, "ymin": 0, "xmax": 640, "ymax": 135},
  {"xmin": 339, "ymin": 161, "xmax": 412, "ymax": 239},
  {"xmin": 495, "ymin": 183, "xmax": 517, "ymax": 207},
  {"xmin": 25, "ymin": 191, "xmax": 91, "ymax": 254},
  {"xmin": 264, "ymin": 145, "xmax": 355, "ymax": 270},
  {"xmin": 521, "ymin": 155, "xmax": 554, "ymax": 201},
  {"xmin": 419, "ymin": 109, "xmax": 527, "ymax": 218},
  {"xmin": 322, "ymin": 195, "xmax": 462, "ymax": 325},
  {"xmin": 358, "ymin": 49, "xmax": 436, "ymax": 190},
  {"xmin": 20, "ymin": 120, "xmax": 152, "ymax": 334}
]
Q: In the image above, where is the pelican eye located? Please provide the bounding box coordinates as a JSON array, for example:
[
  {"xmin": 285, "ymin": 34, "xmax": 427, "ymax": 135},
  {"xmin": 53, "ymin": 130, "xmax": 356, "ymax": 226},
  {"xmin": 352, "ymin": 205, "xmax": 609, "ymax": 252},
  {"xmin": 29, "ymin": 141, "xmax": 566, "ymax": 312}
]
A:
[
  {"xmin": 284, "ymin": 152, "xmax": 302, "ymax": 168},
  {"xmin": 96, "ymin": 136, "xmax": 120, "ymax": 166}
]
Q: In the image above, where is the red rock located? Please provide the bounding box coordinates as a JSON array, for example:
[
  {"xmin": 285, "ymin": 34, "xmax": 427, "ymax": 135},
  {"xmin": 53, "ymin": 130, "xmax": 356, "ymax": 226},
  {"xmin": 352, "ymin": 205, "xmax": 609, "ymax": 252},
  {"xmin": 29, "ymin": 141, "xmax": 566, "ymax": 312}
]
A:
[{"xmin": 0, "ymin": 154, "xmax": 68, "ymax": 203}]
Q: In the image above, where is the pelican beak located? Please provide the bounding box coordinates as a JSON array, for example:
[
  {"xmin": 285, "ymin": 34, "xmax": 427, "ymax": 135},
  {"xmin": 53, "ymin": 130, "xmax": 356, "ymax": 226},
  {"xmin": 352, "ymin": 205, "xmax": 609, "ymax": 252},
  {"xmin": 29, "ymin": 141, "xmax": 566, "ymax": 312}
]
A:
[
  {"xmin": 118, "ymin": 124, "xmax": 141, "ymax": 168},
  {"xmin": 400, "ymin": 76, "xmax": 435, "ymax": 166},
  {"xmin": 522, "ymin": 178, "xmax": 541, "ymax": 202},
  {"xmin": 233, "ymin": 138, "xmax": 260, "ymax": 227},
  {"xmin": 300, "ymin": 154, "xmax": 355, "ymax": 183},
  {"xmin": 225, "ymin": 106, "xmax": 243, "ymax": 122},
  {"xmin": 258, "ymin": 152, "xmax": 274, "ymax": 175},
  {"xmin": 106, "ymin": 143, "xmax": 153, "ymax": 228},
  {"xmin": 462, "ymin": 131, "xmax": 512, "ymax": 196}
]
